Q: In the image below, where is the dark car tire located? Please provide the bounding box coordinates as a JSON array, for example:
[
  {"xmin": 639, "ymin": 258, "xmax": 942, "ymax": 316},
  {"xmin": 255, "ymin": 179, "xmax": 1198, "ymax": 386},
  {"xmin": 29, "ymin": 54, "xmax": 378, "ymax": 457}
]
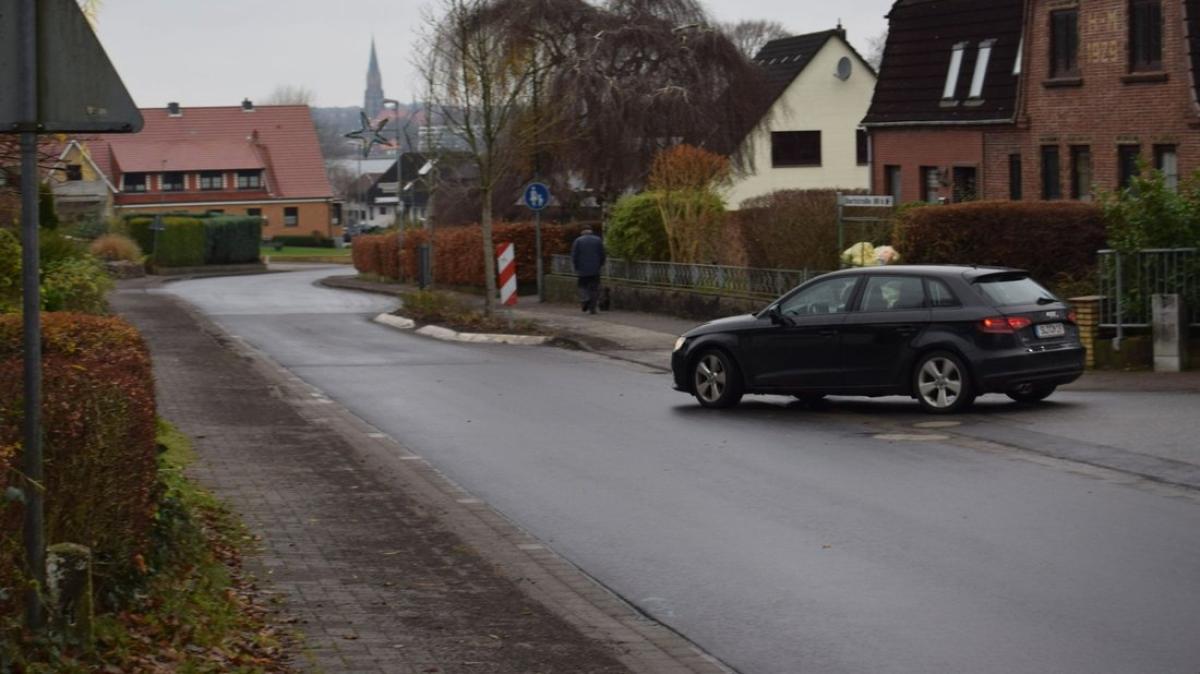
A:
[
  {"xmin": 1006, "ymin": 383, "xmax": 1057, "ymax": 403},
  {"xmin": 691, "ymin": 349, "xmax": 744, "ymax": 409},
  {"xmin": 793, "ymin": 393, "xmax": 827, "ymax": 406},
  {"xmin": 913, "ymin": 351, "xmax": 975, "ymax": 414}
]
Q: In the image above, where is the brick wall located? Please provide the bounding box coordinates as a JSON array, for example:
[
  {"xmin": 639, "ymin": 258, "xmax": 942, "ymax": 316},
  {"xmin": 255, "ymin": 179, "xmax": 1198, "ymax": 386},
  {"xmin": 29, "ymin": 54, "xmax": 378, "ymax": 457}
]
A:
[
  {"xmin": 870, "ymin": 128, "xmax": 988, "ymax": 202},
  {"xmin": 1002, "ymin": 0, "xmax": 1199, "ymax": 199}
]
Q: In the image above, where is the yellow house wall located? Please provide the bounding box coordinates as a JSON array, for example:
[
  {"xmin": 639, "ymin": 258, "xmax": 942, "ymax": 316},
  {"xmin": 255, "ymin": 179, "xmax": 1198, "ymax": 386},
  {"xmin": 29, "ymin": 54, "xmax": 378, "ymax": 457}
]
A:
[{"xmin": 724, "ymin": 39, "xmax": 876, "ymax": 209}]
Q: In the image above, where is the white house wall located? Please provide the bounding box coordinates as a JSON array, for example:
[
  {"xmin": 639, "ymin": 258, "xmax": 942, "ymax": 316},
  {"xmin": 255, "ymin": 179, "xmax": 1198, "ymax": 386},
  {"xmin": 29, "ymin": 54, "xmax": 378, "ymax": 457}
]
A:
[{"xmin": 724, "ymin": 39, "xmax": 875, "ymax": 209}]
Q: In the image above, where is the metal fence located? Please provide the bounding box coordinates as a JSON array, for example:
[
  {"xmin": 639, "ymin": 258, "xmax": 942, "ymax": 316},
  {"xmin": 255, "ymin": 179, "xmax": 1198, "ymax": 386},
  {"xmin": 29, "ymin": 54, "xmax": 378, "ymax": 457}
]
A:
[
  {"xmin": 550, "ymin": 255, "xmax": 823, "ymax": 298},
  {"xmin": 1097, "ymin": 248, "xmax": 1199, "ymax": 328}
]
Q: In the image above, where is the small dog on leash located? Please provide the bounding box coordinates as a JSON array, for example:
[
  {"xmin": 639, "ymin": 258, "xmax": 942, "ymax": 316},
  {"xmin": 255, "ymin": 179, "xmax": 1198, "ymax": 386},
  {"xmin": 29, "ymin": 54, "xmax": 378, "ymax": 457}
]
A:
[{"xmin": 598, "ymin": 287, "xmax": 611, "ymax": 311}]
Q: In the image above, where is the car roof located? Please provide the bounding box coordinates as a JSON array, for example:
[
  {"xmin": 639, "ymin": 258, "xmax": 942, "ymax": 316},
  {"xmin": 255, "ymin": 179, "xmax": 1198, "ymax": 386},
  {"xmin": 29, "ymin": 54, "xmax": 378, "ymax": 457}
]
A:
[{"xmin": 821, "ymin": 264, "xmax": 1026, "ymax": 280}]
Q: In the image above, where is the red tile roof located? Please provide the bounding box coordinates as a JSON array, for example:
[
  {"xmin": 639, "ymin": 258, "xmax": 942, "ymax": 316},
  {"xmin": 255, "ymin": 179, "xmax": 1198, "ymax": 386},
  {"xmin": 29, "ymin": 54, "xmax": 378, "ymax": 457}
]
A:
[{"xmin": 93, "ymin": 104, "xmax": 332, "ymax": 199}]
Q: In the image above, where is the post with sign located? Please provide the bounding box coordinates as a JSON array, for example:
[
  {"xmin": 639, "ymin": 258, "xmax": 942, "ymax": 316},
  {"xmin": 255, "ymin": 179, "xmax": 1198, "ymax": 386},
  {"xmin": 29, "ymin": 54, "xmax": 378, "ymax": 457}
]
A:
[
  {"xmin": 523, "ymin": 182, "xmax": 550, "ymax": 301},
  {"xmin": 836, "ymin": 193, "xmax": 895, "ymax": 268},
  {"xmin": 1, "ymin": 0, "xmax": 144, "ymax": 630}
]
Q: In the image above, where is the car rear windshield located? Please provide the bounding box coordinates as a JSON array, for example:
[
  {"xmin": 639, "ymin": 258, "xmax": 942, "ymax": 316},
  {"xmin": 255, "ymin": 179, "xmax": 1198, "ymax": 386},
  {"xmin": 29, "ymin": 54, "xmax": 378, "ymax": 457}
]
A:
[{"xmin": 974, "ymin": 275, "xmax": 1059, "ymax": 307}]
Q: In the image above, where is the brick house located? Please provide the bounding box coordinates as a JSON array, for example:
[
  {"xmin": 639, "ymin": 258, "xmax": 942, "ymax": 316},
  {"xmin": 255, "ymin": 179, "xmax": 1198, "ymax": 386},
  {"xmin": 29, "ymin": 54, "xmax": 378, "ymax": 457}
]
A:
[
  {"xmin": 865, "ymin": 0, "xmax": 1198, "ymax": 203},
  {"xmin": 74, "ymin": 101, "xmax": 339, "ymax": 239}
]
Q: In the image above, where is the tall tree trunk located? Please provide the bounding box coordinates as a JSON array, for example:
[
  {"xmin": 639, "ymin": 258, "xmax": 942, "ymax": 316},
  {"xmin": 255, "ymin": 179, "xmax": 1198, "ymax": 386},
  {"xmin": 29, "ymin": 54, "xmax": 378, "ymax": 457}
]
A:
[{"xmin": 480, "ymin": 186, "xmax": 497, "ymax": 316}]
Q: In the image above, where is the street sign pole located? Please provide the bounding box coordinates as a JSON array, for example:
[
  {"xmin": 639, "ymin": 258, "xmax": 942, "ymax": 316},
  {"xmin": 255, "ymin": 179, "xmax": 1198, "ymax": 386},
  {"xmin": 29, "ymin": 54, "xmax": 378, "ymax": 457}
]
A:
[
  {"xmin": 534, "ymin": 209, "xmax": 543, "ymax": 302},
  {"xmin": 836, "ymin": 191, "xmax": 845, "ymax": 268},
  {"xmin": 522, "ymin": 183, "xmax": 550, "ymax": 302},
  {"xmin": 17, "ymin": 0, "xmax": 45, "ymax": 631}
]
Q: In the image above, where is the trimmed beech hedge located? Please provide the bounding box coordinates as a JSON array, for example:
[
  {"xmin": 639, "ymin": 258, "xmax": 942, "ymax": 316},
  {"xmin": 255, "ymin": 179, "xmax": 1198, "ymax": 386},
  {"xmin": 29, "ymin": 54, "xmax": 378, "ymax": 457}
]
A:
[
  {"xmin": 894, "ymin": 201, "xmax": 1106, "ymax": 283},
  {"xmin": 126, "ymin": 214, "xmax": 262, "ymax": 267},
  {"xmin": 0, "ymin": 313, "xmax": 158, "ymax": 618},
  {"xmin": 353, "ymin": 222, "xmax": 595, "ymax": 286}
]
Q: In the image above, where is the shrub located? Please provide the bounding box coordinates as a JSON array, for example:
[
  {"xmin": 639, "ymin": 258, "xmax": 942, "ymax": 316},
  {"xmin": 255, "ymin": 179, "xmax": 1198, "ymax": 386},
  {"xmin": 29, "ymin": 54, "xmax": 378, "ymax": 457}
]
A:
[
  {"xmin": 0, "ymin": 313, "xmax": 158, "ymax": 618},
  {"xmin": 204, "ymin": 217, "xmax": 261, "ymax": 265},
  {"xmin": 66, "ymin": 215, "xmax": 110, "ymax": 241},
  {"xmin": 1103, "ymin": 168, "xmax": 1200, "ymax": 252},
  {"xmin": 732, "ymin": 189, "xmax": 868, "ymax": 271},
  {"xmin": 648, "ymin": 145, "xmax": 730, "ymax": 263},
  {"xmin": 154, "ymin": 219, "xmax": 207, "ymax": 268},
  {"xmin": 606, "ymin": 193, "xmax": 670, "ymax": 261},
  {"xmin": 894, "ymin": 200, "xmax": 1106, "ymax": 284},
  {"xmin": 39, "ymin": 228, "xmax": 86, "ymax": 267},
  {"xmin": 90, "ymin": 233, "xmax": 143, "ymax": 262},
  {"xmin": 41, "ymin": 256, "xmax": 113, "ymax": 313}
]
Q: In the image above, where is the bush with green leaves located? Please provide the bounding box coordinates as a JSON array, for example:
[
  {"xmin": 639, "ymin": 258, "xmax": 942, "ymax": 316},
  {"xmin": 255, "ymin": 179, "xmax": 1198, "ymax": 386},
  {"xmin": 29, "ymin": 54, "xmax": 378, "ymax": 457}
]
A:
[
  {"xmin": 204, "ymin": 216, "xmax": 262, "ymax": 264},
  {"xmin": 0, "ymin": 228, "xmax": 113, "ymax": 314},
  {"xmin": 605, "ymin": 192, "xmax": 670, "ymax": 261},
  {"xmin": 1102, "ymin": 167, "xmax": 1200, "ymax": 252}
]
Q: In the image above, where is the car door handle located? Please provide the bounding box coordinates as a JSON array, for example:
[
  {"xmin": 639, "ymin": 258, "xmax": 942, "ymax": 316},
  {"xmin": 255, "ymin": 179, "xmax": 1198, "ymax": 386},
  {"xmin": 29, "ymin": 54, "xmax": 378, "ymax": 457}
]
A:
[{"xmin": 818, "ymin": 329, "xmax": 839, "ymax": 337}]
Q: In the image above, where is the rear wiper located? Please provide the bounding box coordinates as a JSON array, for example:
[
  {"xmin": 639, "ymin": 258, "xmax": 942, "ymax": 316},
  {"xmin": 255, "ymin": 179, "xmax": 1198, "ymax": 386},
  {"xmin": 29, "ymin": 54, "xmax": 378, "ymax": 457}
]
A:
[{"xmin": 1036, "ymin": 296, "xmax": 1057, "ymax": 305}]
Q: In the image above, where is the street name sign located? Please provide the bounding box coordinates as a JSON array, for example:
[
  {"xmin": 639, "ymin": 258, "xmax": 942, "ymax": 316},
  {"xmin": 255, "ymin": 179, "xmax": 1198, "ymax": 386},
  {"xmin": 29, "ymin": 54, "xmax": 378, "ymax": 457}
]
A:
[
  {"xmin": 838, "ymin": 195, "xmax": 894, "ymax": 208},
  {"xmin": 0, "ymin": 0, "xmax": 143, "ymax": 133}
]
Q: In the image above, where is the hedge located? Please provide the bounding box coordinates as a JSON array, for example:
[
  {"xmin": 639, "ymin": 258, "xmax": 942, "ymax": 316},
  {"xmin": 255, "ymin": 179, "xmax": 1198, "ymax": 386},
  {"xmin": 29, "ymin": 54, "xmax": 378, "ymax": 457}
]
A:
[
  {"xmin": 205, "ymin": 217, "xmax": 262, "ymax": 265},
  {"xmin": 894, "ymin": 201, "xmax": 1106, "ymax": 284},
  {"xmin": 126, "ymin": 215, "xmax": 261, "ymax": 266},
  {"xmin": 0, "ymin": 313, "xmax": 158, "ymax": 618},
  {"xmin": 268, "ymin": 234, "xmax": 335, "ymax": 248},
  {"xmin": 354, "ymin": 222, "xmax": 595, "ymax": 286},
  {"xmin": 732, "ymin": 189, "xmax": 869, "ymax": 271}
]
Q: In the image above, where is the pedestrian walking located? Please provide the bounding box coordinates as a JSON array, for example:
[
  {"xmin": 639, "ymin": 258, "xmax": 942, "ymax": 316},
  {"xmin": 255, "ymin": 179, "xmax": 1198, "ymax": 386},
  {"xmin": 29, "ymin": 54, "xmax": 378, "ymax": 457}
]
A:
[{"xmin": 571, "ymin": 227, "xmax": 606, "ymax": 314}]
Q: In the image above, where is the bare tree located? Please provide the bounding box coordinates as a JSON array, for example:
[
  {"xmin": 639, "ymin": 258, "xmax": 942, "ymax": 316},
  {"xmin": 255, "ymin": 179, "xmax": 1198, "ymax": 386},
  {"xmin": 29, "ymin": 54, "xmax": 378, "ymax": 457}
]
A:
[
  {"xmin": 263, "ymin": 85, "xmax": 317, "ymax": 106},
  {"xmin": 420, "ymin": 0, "xmax": 552, "ymax": 315},
  {"xmin": 720, "ymin": 19, "xmax": 789, "ymax": 60},
  {"xmin": 865, "ymin": 30, "xmax": 887, "ymax": 70}
]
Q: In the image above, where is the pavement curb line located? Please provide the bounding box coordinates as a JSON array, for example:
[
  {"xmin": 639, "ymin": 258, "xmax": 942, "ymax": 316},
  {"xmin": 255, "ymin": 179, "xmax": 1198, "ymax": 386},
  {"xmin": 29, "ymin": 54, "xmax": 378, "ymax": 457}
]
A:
[
  {"xmin": 372, "ymin": 313, "xmax": 416, "ymax": 330},
  {"xmin": 415, "ymin": 323, "xmax": 551, "ymax": 345}
]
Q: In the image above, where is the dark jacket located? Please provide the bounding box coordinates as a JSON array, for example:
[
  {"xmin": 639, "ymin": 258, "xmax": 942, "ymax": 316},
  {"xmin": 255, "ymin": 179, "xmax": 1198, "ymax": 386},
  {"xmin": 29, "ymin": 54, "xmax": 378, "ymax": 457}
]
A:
[{"xmin": 571, "ymin": 232, "xmax": 607, "ymax": 277}]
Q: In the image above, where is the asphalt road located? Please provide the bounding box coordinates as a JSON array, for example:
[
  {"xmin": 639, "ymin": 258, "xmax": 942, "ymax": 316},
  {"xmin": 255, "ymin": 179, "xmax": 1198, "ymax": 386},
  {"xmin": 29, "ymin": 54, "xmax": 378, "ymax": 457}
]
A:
[{"xmin": 162, "ymin": 268, "xmax": 1200, "ymax": 674}]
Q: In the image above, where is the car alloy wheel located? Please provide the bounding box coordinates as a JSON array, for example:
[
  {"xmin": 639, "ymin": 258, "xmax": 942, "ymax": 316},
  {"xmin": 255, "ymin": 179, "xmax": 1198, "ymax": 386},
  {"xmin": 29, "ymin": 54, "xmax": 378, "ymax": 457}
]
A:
[
  {"xmin": 692, "ymin": 350, "xmax": 743, "ymax": 408},
  {"xmin": 1006, "ymin": 383, "xmax": 1057, "ymax": 403},
  {"xmin": 914, "ymin": 352, "xmax": 973, "ymax": 413}
]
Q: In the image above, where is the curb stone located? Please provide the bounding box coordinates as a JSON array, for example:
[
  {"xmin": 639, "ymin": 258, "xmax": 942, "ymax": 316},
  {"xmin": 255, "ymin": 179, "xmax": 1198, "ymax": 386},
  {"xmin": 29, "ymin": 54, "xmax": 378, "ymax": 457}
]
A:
[
  {"xmin": 372, "ymin": 313, "xmax": 416, "ymax": 330},
  {"xmin": 372, "ymin": 312, "xmax": 552, "ymax": 345}
]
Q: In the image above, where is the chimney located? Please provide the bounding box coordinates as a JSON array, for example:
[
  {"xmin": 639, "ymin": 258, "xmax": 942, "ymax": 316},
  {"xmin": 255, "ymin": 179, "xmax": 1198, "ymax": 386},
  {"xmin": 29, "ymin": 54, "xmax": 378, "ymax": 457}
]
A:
[
  {"xmin": 242, "ymin": 98, "xmax": 255, "ymax": 112},
  {"xmin": 167, "ymin": 101, "xmax": 181, "ymax": 117}
]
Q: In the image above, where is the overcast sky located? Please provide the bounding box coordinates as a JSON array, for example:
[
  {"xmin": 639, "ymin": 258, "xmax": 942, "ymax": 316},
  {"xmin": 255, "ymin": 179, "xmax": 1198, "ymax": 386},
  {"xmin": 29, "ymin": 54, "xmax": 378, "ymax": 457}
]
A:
[{"xmin": 94, "ymin": 0, "xmax": 891, "ymax": 109}]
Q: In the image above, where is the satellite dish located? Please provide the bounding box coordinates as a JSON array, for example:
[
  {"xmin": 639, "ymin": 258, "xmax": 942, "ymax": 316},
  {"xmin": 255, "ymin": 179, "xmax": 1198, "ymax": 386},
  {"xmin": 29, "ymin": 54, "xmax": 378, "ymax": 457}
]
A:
[{"xmin": 835, "ymin": 56, "xmax": 853, "ymax": 81}]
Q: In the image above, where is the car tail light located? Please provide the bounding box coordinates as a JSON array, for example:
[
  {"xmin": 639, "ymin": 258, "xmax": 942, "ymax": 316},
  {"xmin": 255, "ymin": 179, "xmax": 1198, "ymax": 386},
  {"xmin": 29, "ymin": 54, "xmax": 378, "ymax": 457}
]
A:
[
  {"xmin": 979, "ymin": 316, "xmax": 1032, "ymax": 334},
  {"xmin": 1067, "ymin": 310, "xmax": 1078, "ymax": 323}
]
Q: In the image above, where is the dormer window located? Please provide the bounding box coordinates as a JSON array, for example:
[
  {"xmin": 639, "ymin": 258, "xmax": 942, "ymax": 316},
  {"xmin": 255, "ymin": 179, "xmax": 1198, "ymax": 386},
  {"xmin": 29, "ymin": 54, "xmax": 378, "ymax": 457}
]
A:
[
  {"xmin": 942, "ymin": 42, "xmax": 967, "ymax": 100},
  {"xmin": 236, "ymin": 170, "xmax": 263, "ymax": 190},
  {"xmin": 161, "ymin": 172, "xmax": 185, "ymax": 192},
  {"xmin": 199, "ymin": 171, "xmax": 224, "ymax": 190},
  {"xmin": 968, "ymin": 40, "xmax": 996, "ymax": 99}
]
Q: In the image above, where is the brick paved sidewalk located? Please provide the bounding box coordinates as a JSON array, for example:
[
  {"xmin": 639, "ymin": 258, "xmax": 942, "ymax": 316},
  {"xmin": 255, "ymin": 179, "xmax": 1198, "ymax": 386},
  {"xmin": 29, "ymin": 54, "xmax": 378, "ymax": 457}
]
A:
[{"xmin": 111, "ymin": 281, "xmax": 729, "ymax": 674}]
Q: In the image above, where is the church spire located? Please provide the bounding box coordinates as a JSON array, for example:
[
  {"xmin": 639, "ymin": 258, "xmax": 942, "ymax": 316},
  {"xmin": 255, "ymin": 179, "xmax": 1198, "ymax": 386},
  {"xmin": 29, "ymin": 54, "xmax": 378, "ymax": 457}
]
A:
[{"xmin": 365, "ymin": 38, "xmax": 385, "ymax": 118}]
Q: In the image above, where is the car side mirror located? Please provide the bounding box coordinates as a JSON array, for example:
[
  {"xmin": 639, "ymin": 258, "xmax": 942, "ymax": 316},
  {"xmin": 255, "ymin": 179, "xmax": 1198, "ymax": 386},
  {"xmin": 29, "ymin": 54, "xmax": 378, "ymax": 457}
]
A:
[{"xmin": 767, "ymin": 307, "xmax": 790, "ymax": 326}]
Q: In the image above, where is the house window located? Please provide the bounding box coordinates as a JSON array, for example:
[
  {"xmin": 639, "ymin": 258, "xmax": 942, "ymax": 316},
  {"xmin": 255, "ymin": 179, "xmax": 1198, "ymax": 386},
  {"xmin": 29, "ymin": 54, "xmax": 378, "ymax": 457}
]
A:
[
  {"xmin": 952, "ymin": 167, "xmax": 978, "ymax": 202},
  {"xmin": 332, "ymin": 203, "xmax": 342, "ymax": 225},
  {"xmin": 1009, "ymin": 154, "xmax": 1022, "ymax": 201},
  {"xmin": 1050, "ymin": 9, "xmax": 1079, "ymax": 78},
  {"xmin": 284, "ymin": 207, "xmax": 299, "ymax": 227},
  {"xmin": 968, "ymin": 40, "xmax": 995, "ymax": 99},
  {"xmin": 199, "ymin": 171, "xmax": 223, "ymax": 190},
  {"xmin": 161, "ymin": 172, "xmax": 185, "ymax": 192},
  {"xmin": 1154, "ymin": 145, "xmax": 1178, "ymax": 191},
  {"xmin": 124, "ymin": 173, "xmax": 147, "ymax": 192},
  {"xmin": 65, "ymin": 164, "xmax": 83, "ymax": 181},
  {"xmin": 1118, "ymin": 145, "xmax": 1141, "ymax": 188},
  {"xmin": 237, "ymin": 170, "xmax": 263, "ymax": 190},
  {"xmin": 884, "ymin": 165, "xmax": 902, "ymax": 202},
  {"xmin": 1130, "ymin": 0, "xmax": 1163, "ymax": 72},
  {"xmin": 206, "ymin": 209, "xmax": 224, "ymax": 215},
  {"xmin": 856, "ymin": 129, "xmax": 869, "ymax": 166},
  {"xmin": 921, "ymin": 167, "xmax": 940, "ymax": 203},
  {"xmin": 771, "ymin": 131, "xmax": 822, "ymax": 167},
  {"xmin": 1070, "ymin": 146, "xmax": 1093, "ymax": 200},
  {"xmin": 942, "ymin": 42, "xmax": 967, "ymax": 100},
  {"xmin": 1041, "ymin": 146, "xmax": 1061, "ymax": 200},
  {"xmin": 247, "ymin": 208, "xmax": 262, "ymax": 217}
]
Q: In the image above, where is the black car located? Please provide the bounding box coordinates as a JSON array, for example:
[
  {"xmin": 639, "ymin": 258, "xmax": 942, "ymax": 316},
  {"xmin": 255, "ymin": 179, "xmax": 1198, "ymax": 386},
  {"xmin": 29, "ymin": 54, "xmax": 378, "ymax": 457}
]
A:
[{"xmin": 671, "ymin": 266, "xmax": 1085, "ymax": 413}]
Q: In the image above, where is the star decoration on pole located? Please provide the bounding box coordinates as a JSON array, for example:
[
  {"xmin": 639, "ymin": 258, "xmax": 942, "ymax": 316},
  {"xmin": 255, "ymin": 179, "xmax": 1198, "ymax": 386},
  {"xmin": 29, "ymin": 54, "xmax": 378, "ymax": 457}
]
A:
[{"xmin": 344, "ymin": 111, "xmax": 391, "ymax": 158}]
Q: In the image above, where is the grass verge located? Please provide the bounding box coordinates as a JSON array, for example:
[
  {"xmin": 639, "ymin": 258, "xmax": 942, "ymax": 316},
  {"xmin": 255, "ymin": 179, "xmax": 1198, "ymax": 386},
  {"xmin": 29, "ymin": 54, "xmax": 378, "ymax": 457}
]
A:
[
  {"xmin": 260, "ymin": 246, "xmax": 349, "ymax": 258},
  {"xmin": 398, "ymin": 290, "xmax": 546, "ymax": 335},
  {"xmin": 1, "ymin": 420, "xmax": 296, "ymax": 673}
]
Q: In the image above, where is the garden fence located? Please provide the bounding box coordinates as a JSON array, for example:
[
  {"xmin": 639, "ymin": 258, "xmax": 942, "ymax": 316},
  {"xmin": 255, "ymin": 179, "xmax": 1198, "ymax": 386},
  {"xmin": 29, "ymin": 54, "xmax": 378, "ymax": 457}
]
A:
[
  {"xmin": 551, "ymin": 255, "xmax": 823, "ymax": 298},
  {"xmin": 1097, "ymin": 248, "xmax": 1199, "ymax": 328}
]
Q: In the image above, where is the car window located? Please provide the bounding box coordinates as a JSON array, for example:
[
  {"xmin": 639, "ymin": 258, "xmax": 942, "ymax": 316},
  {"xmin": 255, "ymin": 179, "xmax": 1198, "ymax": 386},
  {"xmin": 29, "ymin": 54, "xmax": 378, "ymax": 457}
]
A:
[
  {"xmin": 975, "ymin": 275, "xmax": 1058, "ymax": 306},
  {"xmin": 858, "ymin": 276, "xmax": 926, "ymax": 312},
  {"xmin": 778, "ymin": 276, "xmax": 859, "ymax": 317},
  {"xmin": 926, "ymin": 278, "xmax": 961, "ymax": 307}
]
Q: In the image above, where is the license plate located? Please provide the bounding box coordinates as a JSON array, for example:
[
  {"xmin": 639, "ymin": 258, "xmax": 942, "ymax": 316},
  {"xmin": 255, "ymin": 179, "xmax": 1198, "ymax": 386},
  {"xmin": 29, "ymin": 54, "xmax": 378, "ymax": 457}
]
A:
[{"xmin": 1035, "ymin": 322, "xmax": 1065, "ymax": 338}]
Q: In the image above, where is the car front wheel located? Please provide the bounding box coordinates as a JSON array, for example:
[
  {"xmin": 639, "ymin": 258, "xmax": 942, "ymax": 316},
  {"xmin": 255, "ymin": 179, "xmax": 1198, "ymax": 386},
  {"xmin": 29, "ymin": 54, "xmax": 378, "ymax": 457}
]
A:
[
  {"xmin": 1006, "ymin": 383, "xmax": 1057, "ymax": 403},
  {"xmin": 913, "ymin": 351, "xmax": 974, "ymax": 414},
  {"xmin": 692, "ymin": 350, "xmax": 743, "ymax": 409}
]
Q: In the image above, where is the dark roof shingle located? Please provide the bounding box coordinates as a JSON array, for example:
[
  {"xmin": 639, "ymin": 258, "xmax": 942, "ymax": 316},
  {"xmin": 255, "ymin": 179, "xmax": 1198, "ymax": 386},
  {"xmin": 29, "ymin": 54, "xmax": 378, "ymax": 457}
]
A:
[{"xmin": 863, "ymin": 0, "xmax": 1024, "ymax": 126}]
